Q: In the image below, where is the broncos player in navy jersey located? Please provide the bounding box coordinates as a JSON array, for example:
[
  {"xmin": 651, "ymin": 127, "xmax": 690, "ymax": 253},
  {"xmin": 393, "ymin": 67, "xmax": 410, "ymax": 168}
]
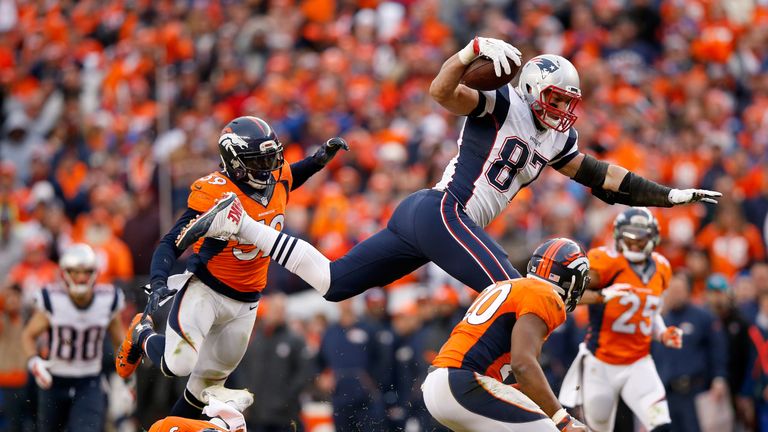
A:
[{"xmin": 176, "ymin": 38, "xmax": 721, "ymax": 304}]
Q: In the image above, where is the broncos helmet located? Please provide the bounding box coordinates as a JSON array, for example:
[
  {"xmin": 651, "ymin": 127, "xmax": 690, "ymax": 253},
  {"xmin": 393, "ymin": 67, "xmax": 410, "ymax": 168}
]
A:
[
  {"xmin": 59, "ymin": 243, "xmax": 99, "ymax": 297},
  {"xmin": 613, "ymin": 207, "xmax": 660, "ymax": 263},
  {"xmin": 517, "ymin": 54, "xmax": 582, "ymax": 132},
  {"xmin": 526, "ymin": 238, "xmax": 590, "ymax": 312},
  {"xmin": 218, "ymin": 116, "xmax": 285, "ymax": 188}
]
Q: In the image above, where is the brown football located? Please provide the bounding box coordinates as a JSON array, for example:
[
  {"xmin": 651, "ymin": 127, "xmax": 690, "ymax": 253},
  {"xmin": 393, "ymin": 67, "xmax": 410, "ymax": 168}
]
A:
[{"xmin": 461, "ymin": 56, "xmax": 520, "ymax": 91}]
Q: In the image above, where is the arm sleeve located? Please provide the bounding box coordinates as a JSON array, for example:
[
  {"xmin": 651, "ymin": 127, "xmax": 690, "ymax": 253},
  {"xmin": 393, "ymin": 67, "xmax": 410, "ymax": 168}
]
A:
[
  {"xmin": 290, "ymin": 157, "xmax": 325, "ymax": 191},
  {"xmin": 149, "ymin": 208, "xmax": 201, "ymax": 285},
  {"xmin": 591, "ymin": 172, "xmax": 673, "ymax": 207}
]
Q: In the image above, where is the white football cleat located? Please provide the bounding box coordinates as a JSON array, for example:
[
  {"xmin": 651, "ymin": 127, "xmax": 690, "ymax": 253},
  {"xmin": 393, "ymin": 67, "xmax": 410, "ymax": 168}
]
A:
[
  {"xmin": 201, "ymin": 385, "xmax": 255, "ymax": 413},
  {"xmin": 176, "ymin": 192, "xmax": 244, "ymax": 250}
]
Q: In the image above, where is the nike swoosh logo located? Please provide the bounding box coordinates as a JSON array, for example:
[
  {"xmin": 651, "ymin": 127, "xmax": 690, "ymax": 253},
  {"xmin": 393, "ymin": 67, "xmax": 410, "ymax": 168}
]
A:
[{"xmin": 249, "ymin": 305, "xmax": 258, "ymax": 310}]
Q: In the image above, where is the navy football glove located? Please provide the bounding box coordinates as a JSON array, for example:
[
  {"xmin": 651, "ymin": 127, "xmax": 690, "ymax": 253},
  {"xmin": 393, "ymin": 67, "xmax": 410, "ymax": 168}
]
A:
[
  {"xmin": 312, "ymin": 137, "xmax": 349, "ymax": 166},
  {"xmin": 145, "ymin": 279, "xmax": 178, "ymax": 315}
]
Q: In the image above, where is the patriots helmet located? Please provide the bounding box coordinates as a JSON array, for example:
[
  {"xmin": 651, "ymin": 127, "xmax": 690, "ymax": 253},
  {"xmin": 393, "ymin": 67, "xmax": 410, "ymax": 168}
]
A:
[
  {"xmin": 218, "ymin": 116, "xmax": 284, "ymax": 188},
  {"xmin": 613, "ymin": 207, "xmax": 660, "ymax": 263},
  {"xmin": 526, "ymin": 238, "xmax": 590, "ymax": 312},
  {"xmin": 59, "ymin": 243, "xmax": 99, "ymax": 297},
  {"xmin": 517, "ymin": 54, "xmax": 582, "ymax": 132}
]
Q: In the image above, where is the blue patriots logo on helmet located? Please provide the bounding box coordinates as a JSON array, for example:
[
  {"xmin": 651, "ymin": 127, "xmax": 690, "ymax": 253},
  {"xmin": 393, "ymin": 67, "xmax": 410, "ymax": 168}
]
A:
[{"xmin": 532, "ymin": 57, "xmax": 560, "ymax": 79}]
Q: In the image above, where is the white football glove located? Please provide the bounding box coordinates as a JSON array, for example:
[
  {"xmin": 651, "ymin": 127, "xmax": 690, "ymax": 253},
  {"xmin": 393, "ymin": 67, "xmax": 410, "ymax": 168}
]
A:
[
  {"xmin": 600, "ymin": 284, "xmax": 633, "ymax": 302},
  {"xmin": 668, "ymin": 188, "xmax": 721, "ymax": 205},
  {"xmin": 458, "ymin": 37, "xmax": 522, "ymax": 77},
  {"xmin": 28, "ymin": 356, "xmax": 52, "ymax": 389}
]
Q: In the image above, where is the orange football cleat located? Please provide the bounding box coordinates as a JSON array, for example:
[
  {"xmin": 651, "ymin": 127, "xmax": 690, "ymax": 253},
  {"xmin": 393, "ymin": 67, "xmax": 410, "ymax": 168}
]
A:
[{"xmin": 115, "ymin": 313, "xmax": 154, "ymax": 379}]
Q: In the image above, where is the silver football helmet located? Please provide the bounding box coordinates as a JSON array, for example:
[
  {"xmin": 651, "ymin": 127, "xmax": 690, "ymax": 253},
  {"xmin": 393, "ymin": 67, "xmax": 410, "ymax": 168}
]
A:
[
  {"xmin": 517, "ymin": 54, "xmax": 581, "ymax": 132},
  {"xmin": 59, "ymin": 243, "xmax": 99, "ymax": 296},
  {"xmin": 613, "ymin": 207, "xmax": 660, "ymax": 263}
]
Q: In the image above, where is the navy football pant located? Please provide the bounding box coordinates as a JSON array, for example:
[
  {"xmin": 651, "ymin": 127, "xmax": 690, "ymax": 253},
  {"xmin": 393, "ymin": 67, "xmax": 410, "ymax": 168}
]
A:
[
  {"xmin": 37, "ymin": 376, "xmax": 105, "ymax": 432},
  {"xmin": 325, "ymin": 189, "xmax": 520, "ymax": 301}
]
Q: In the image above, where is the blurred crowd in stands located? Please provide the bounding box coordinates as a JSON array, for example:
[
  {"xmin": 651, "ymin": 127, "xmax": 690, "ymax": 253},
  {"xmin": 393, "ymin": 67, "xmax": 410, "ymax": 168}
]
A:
[{"xmin": 1, "ymin": 0, "xmax": 768, "ymax": 430}]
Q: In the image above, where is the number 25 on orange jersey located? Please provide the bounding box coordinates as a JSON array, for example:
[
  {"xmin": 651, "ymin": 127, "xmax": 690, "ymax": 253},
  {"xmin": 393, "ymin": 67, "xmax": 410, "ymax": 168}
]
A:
[{"xmin": 610, "ymin": 284, "xmax": 660, "ymax": 336}]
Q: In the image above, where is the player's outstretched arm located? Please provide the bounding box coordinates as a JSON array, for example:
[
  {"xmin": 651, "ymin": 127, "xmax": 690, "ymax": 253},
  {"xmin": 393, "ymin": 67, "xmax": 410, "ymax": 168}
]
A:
[
  {"xmin": 558, "ymin": 153, "xmax": 721, "ymax": 207},
  {"xmin": 290, "ymin": 137, "xmax": 350, "ymax": 191}
]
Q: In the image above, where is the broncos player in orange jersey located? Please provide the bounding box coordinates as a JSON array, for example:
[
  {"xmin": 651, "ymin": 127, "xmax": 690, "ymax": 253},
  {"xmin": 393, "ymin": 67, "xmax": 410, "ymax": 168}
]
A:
[
  {"xmin": 115, "ymin": 116, "xmax": 348, "ymax": 418},
  {"xmin": 422, "ymin": 238, "xmax": 589, "ymax": 431},
  {"xmin": 559, "ymin": 207, "xmax": 683, "ymax": 432}
]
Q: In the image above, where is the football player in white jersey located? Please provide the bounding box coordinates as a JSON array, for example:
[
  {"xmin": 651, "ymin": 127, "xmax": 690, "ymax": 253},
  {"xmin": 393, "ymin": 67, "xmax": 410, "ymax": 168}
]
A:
[
  {"xmin": 172, "ymin": 37, "xmax": 721, "ymax": 305},
  {"xmin": 21, "ymin": 243, "xmax": 126, "ymax": 432}
]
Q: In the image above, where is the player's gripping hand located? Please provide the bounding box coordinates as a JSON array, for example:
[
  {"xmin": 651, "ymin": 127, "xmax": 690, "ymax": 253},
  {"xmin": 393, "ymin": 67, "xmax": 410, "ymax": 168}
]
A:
[
  {"xmin": 553, "ymin": 408, "xmax": 587, "ymax": 431},
  {"xmin": 312, "ymin": 137, "xmax": 350, "ymax": 166},
  {"xmin": 661, "ymin": 326, "xmax": 684, "ymax": 349},
  {"xmin": 668, "ymin": 188, "xmax": 722, "ymax": 205},
  {"xmin": 146, "ymin": 279, "xmax": 178, "ymax": 315},
  {"xmin": 600, "ymin": 284, "xmax": 632, "ymax": 302},
  {"xmin": 28, "ymin": 356, "xmax": 52, "ymax": 389},
  {"xmin": 458, "ymin": 37, "xmax": 522, "ymax": 77}
]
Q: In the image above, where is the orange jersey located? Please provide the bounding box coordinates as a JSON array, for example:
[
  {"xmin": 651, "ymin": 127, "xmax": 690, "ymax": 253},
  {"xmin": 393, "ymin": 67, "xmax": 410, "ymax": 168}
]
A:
[
  {"xmin": 148, "ymin": 416, "xmax": 227, "ymax": 432},
  {"xmin": 585, "ymin": 247, "xmax": 671, "ymax": 365},
  {"xmin": 186, "ymin": 169, "xmax": 293, "ymax": 300},
  {"xmin": 432, "ymin": 278, "xmax": 566, "ymax": 382}
]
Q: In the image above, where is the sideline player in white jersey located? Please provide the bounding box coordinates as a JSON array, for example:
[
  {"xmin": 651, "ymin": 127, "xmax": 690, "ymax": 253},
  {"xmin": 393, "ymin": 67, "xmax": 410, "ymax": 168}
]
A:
[
  {"xmin": 174, "ymin": 37, "xmax": 722, "ymax": 303},
  {"xmin": 21, "ymin": 243, "xmax": 126, "ymax": 432}
]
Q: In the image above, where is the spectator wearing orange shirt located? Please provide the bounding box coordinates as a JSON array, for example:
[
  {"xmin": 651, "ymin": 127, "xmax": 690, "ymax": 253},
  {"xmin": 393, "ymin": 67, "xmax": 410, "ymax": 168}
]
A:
[
  {"xmin": 696, "ymin": 203, "xmax": 765, "ymax": 278},
  {"xmin": 6, "ymin": 235, "xmax": 59, "ymax": 308}
]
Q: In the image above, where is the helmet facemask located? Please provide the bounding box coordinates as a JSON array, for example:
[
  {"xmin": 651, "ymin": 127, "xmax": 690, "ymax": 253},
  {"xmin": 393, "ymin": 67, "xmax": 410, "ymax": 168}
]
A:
[
  {"xmin": 616, "ymin": 225, "xmax": 656, "ymax": 263},
  {"xmin": 613, "ymin": 208, "xmax": 660, "ymax": 263},
  {"xmin": 62, "ymin": 267, "xmax": 97, "ymax": 298},
  {"xmin": 59, "ymin": 243, "xmax": 99, "ymax": 299},
  {"xmin": 530, "ymin": 85, "xmax": 581, "ymax": 133},
  {"xmin": 221, "ymin": 136, "xmax": 285, "ymax": 189}
]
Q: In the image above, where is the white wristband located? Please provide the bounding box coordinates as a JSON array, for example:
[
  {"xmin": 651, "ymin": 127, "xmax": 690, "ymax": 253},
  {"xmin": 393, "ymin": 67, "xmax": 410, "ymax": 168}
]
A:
[
  {"xmin": 552, "ymin": 407, "xmax": 569, "ymax": 424},
  {"xmin": 458, "ymin": 38, "xmax": 479, "ymax": 65}
]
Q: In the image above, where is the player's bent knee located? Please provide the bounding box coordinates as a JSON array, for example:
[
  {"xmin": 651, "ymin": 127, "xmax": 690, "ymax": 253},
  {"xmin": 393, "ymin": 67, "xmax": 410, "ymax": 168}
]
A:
[
  {"xmin": 650, "ymin": 424, "xmax": 671, "ymax": 432},
  {"xmin": 322, "ymin": 290, "xmax": 344, "ymax": 302},
  {"xmin": 160, "ymin": 357, "xmax": 178, "ymax": 377},
  {"xmin": 161, "ymin": 352, "xmax": 197, "ymax": 377},
  {"xmin": 321, "ymin": 282, "xmax": 357, "ymax": 302}
]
